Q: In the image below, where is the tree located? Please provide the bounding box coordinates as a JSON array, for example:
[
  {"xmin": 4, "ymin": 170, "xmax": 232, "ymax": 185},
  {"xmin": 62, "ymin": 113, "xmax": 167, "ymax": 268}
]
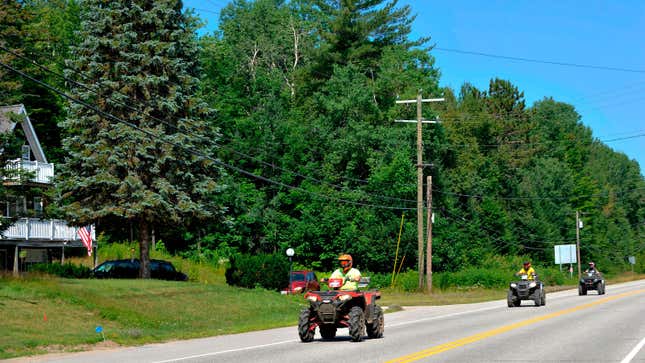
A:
[
  {"xmin": 0, "ymin": 0, "xmax": 33, "ymax": 104},
  {"xmin": 58, "ymin": 0, "xmax": 223, "ymax": 278}
]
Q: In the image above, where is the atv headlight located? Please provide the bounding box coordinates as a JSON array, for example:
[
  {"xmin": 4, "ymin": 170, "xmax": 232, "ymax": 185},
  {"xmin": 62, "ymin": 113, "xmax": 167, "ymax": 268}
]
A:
[
  {"xmin": 338, "ymin": 294, "xmax": 352, "ymax": 301},
  {"xmin": 510, "ymin": 283, "xmax": 517, "ymax": 288},
  {"xmin": 307, "ymin": 295, "xmax": 319, "ymax": 302},
  {"xmin": 529, "ymin": 282, "xmax": 536, "ymax": 288}
]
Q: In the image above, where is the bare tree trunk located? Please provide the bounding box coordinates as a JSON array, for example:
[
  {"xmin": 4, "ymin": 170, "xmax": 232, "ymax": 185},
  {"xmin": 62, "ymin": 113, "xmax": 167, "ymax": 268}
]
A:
[{"xmin": 139, "ymin": 219, "xmax": 151, "ymax": 278}]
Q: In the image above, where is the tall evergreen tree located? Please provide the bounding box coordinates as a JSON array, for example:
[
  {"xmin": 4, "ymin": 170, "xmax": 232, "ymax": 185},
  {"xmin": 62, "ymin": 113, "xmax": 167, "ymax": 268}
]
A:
[
  {"xmin": 0, "ymin": 0, "xmax": 32, "ymax": 104},
  {"xmin": 58, "ymin": 0, "xmax": 223, "ymax": 277}
]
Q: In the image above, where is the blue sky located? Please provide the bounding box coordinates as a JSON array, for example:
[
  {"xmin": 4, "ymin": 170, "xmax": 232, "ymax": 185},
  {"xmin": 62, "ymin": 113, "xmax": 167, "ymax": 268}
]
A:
[{"xmin": 185, "ymin": 0, "xmax": 645, "ymax": 174}]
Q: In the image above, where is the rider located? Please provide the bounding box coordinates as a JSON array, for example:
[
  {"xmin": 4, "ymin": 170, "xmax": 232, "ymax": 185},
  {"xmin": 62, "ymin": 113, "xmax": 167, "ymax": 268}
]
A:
[
  {"xmin": 516, "ymin": 261, "xmax": 536, "ymax": 280},
  {"xmin": 585, "ymin": 261, "xmax": 600, "ymax": 274},
  {"xmin": 330, "ymin": 254, "xmax": 361, "ymax": 291}
]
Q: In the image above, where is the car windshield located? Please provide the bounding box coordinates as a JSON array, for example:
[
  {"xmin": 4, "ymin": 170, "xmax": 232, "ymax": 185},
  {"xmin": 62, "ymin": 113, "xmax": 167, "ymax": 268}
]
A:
[
  {"xmin": 291, "ymin": 273, "xmax": 306, "ymax": 281},
  {"xmin": 95, "ymin": 263, "xmax": 114, "ymax": 272}
]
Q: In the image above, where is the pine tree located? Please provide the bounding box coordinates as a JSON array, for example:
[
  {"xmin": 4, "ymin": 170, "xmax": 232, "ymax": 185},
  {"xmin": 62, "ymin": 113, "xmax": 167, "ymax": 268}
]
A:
[
  {"xmin": 58, "ymin": 0, "xmax": 223, "ymax": 277},
  {"xmin": 0, "ymin": 0, "xmax": 35, "ymax": 104}
]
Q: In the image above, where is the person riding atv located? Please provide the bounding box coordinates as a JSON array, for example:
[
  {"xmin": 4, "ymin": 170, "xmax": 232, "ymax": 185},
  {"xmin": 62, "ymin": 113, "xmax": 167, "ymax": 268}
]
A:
[
  {"xmin": 298, "ymin": 254, "xmax": 383, "ymax": 342},
  {"xmin": 579, "ymin": 262, "xmax": 605, "ymax": 295},
  {"xmin": 516, "ymin": 261, "xmax": 536, "ymax": 280},
  {"xmin": 329, "ymin": 254, "xmax": 361, "ymax": 291},
  {"xmin": 508, "ymin": 261, "xmax": 545, "ymax": 307}
]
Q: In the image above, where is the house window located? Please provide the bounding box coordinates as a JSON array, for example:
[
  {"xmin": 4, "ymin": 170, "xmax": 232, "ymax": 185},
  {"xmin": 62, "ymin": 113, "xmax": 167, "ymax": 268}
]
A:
[
  {"xmin": 6, "ymin": 196, "xmax": 26, "ymax": 217},
  {"xmin": 21, "ymin": 145, "xmax": 31, "ymax": 161},
  {"xmin": 33, "ymin": 197, "xmax": 43, "ymax": 216}
]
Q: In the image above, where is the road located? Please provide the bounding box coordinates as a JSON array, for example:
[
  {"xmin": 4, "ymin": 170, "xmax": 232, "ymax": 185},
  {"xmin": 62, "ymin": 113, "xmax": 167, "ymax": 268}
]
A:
[{"xmin": 7, "ymin": 279, "xmax": 645, "ymax": 363}]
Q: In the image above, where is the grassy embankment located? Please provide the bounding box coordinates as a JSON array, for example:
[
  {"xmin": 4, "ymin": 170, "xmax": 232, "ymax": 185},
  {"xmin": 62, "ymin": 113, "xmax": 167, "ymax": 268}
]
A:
[{"xmin": 1, "ymin": 251, "xmax": 642, "ymax": 359}]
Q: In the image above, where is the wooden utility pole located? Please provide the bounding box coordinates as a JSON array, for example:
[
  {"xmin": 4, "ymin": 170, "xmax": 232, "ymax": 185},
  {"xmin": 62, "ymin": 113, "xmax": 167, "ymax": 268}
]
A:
[
  {"xmin": 395, "ymin": 91, "xmax": 443, "ymax": 290},
  {"xmin": 426, "ymin": 175, "xmax": 433, "ymax": 293},
  {"xmin": 576, "ymin": 210, "xmax": 581, "ymax": 279}
]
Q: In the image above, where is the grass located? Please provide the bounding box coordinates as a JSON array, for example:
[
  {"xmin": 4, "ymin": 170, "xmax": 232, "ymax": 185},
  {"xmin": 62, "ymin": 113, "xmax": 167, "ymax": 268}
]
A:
[
  {"xmin": 1, "ymin": 263, "xmax": 642, "ymax": 360},
  {"xmin": 0, "ymin": 275, "xmax": 304, "ymax": 359}
]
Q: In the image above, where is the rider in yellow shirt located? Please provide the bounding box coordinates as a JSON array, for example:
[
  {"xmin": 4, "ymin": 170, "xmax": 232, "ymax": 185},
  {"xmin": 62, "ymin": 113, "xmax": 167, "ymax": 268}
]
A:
[
  {"xmin": 516, "ymin": 261, "xmax": 536, "ymax": 280},
  {"xmin": 330, "ymin": 254, "xmax": 361, "ymax": 291}
]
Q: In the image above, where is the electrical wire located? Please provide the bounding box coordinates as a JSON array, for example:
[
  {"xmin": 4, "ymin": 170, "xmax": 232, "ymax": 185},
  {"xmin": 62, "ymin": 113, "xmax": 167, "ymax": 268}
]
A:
[
  {"xmin": 0, "ymin": 59, "xmax": 418, "ymax": 211},
  {"xmin": 433, "ymin": 47, "xmax": 645, "ymax": 74},
  {"xmin": 0, "ymin": 45, "xmax": 418, "ymax": 206}
]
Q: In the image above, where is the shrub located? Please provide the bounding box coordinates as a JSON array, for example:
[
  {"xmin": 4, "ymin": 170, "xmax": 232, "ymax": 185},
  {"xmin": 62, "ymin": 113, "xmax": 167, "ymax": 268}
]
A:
[
  {"xmin": 434, "ymin": 268, "xmax": 509, "ymax": 289},
  {"xmin": 29, "ymin": 263, "xmax": 91, "ymax": 278},
  {"xmin": 225, "ymin": 253, "xmax": 289, "ymax": 291}
]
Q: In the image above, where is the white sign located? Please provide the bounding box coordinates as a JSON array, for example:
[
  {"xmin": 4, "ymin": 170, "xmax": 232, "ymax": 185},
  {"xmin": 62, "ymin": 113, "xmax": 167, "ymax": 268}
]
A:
[
  {"xmin": 554, "ymin": 244, "xmax": 577, "ymax": 264},
  {"xmin": 628, "ymin": 256, "xmax": 636, "ymax": 265}
]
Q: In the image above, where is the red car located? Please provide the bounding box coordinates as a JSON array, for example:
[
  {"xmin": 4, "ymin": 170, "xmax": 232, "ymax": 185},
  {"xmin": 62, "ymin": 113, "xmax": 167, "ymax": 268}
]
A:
[{"xmin": 283, "ymin": 270, "xmax": 320, "ymax": 294}]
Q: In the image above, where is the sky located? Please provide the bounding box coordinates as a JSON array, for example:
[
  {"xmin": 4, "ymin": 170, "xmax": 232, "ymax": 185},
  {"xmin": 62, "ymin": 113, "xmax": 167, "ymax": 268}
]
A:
[{"xmin": 185, "ymin": 0, "xmax": 645, "ymax": 175}]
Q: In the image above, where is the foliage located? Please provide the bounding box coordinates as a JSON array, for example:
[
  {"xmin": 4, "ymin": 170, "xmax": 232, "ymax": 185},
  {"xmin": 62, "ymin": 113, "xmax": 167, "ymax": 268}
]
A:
[
  {"xmin": 0, "ymin": 276, "xmax": 303, "ymax": 359},
  {"xmin": 28, "ymin": 262, "xmax": 90, "ymax": 278},
  {"xmin": 225, "ymin": 253, "xmax": 290, "ymax": 291},
  {"xmin": 56, "ymin": 0, "xmax": 224, "ymax": 278}
]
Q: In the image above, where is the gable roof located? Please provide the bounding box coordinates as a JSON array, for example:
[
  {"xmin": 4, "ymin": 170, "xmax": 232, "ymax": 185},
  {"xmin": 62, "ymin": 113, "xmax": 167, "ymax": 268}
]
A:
[{"xmin": 0, "ymin": 104, "xmax": 48, "ymax": 163}]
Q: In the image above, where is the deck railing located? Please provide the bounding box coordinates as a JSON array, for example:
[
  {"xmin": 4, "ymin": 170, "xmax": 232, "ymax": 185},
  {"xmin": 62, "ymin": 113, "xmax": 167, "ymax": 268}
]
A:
[
  {"xmin": 4, "ymin": 159, "xmax": 54, "ymax": 184},
  {"xmin": 1, "ymin": 218, "xmax": 94, "ymax": 242}
]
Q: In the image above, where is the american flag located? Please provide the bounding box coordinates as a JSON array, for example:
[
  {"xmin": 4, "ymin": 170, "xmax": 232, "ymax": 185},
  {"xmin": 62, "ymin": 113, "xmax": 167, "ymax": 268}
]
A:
[{"xmin": 78, "ymin": 226, "xmax": 93, "ymax": 256}]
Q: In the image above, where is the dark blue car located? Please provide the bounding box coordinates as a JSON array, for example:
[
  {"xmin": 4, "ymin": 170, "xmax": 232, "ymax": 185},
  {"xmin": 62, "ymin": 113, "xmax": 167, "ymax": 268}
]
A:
[{"xmin": 91, "ymin": 259, "xmax": 188, "ymax": 281}]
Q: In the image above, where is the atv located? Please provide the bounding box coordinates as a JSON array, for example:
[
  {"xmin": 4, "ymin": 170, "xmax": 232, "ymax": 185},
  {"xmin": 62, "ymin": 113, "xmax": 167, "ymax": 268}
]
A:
[
  {"xmin": 298, "ymin": 277, "xmax": 384, "ymax": 342},
  {"xmin": 579, "ymin": 271, "xmax": 605, "ymax": 295},
  {"xmin": 507, "ymin": 274, "xmax": 545, "ymax": 307}
]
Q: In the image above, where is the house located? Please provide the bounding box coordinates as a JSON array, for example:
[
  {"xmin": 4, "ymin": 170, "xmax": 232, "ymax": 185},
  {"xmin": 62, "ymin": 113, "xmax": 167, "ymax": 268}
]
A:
[{"xmin": 0, "ymin": 104, "xmax": 95, "ymax": 274}]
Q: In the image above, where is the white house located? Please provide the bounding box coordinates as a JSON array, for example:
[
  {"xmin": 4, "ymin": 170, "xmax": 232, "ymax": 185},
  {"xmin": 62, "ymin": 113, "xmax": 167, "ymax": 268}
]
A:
[{"xmin": 0, "ymin": 104, "xmax": 95, "ymax": 274}]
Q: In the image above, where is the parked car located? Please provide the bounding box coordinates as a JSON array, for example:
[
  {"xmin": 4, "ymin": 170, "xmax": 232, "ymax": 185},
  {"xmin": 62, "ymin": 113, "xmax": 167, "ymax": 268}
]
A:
[
  {"xmin": 91, "ymin": 259, "xmax": 188, "ymax": 281},
  {"xmin": 282, "ymin": 270, "xmax": 320, "ymax": 294}
]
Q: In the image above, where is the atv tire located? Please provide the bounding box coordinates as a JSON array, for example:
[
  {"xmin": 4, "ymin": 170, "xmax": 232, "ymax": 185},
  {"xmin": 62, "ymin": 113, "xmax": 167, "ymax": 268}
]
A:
[
  {"xmin": 507, "ymin": 290, "xmax": 515, "ymax": 308},
  {"xmin": 534, "ymin": 292, "xmax": 541, "ymax": 306},
  {"xmin": 348, "ymin": 306, "xmax": 365, "ymax": 342},
  {"xmin": 366, "ymin": 305, "xmax": 384, "ymax": 339},
  {"xmin": 541, "ymin": 290, "xmax": 546, "ymax": 306},
  {"xmin": 298, "ymin": 309, "xmax": 315, "ymax": 342},
  {"xmin": 319, "ymin": 325, "xmax": 337, "ymax": 340}
]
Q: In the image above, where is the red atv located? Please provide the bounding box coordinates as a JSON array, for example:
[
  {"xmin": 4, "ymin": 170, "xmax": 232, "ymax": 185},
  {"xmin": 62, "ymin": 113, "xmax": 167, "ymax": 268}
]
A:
[{"xmin": 298, "ymin": 277, "xmax": 384, "ymax": 342}]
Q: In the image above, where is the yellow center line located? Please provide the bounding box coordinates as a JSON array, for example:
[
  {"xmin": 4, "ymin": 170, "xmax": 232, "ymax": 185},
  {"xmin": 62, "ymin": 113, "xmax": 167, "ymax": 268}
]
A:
[{"xmin": 386, "ymin": 289, "xmax": 645, "ymax": 363}]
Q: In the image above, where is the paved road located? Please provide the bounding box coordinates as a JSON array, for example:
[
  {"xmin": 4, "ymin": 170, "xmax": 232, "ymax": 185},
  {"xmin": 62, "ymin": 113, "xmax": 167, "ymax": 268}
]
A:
[{"xmin": 7, "ymin": 279, "xmax": 645, "ymax": 363}]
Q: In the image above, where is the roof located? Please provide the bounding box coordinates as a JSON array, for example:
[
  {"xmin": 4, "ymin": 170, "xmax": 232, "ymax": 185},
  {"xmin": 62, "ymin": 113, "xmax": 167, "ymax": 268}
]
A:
[{"xmin": 0, "ymin": 104, "xmax": 48, "ymax": 163}]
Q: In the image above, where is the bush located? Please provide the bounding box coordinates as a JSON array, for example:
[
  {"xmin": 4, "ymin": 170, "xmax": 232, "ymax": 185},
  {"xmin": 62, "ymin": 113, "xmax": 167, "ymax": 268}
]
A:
[
  {"xmin": 364, "ymin": 270, "xmax": 420, "ymax": 292},
  {"xmin": 29, "ymin": 263, "xmax": 91, "ymax": 278},
  {"xmin": 225, "ymin": 253, "xmax": 289, "ymax": 291},
  {"xmin": 434, "ymin": 268, "xmax": 509, "ymax": 289}
]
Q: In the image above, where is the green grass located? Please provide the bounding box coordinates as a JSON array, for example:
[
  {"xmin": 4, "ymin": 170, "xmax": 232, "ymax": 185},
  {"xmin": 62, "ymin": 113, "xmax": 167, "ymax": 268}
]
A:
[{"xmin": 0, "ymin": 276, "xmax": 304, "ymax": 359}]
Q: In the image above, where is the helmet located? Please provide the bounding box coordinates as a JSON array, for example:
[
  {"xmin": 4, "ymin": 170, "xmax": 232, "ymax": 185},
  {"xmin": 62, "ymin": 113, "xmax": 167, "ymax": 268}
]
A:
[
  {"xmin": 589, "ymin": 261, "xmax": 595, "ymax": 267},
  {"xmin": 523, "ymin": 261, "xmax": 531, "ymax": 268},
  {"xmin": 338, "ymin": 254, "xmax": 353, "ymax": 273}
]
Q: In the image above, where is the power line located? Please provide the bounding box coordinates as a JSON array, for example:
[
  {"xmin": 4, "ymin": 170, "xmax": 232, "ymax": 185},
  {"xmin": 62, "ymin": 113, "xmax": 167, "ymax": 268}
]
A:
[
  {"xmin": 4, "ymin": 47, "xmax": 643, "ymax": 206},
  {"xmin": 0, "ymin": 45, "xmax": 418, "ymax": 205},
  {"xmin": 0, "ymin": 59, "xmax": 416, "ymax": 211},
  {"xmin": 434, "ymin": 47, "xmax": 645, "ymax": 74}
]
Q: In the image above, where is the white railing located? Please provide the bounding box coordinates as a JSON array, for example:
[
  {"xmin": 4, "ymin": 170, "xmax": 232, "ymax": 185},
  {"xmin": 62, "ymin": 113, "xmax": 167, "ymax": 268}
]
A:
[
  {"xmin": 1, "ymin": 218, "xmax": 95, "ymax": 241},
  {"xmin": 4, "ymin": 159, "xmax": 54, "ymax": 184}
]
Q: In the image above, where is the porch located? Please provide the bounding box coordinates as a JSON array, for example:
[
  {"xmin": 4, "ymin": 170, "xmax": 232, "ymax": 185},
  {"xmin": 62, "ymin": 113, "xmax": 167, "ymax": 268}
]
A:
[{"xmin": 0, "ymin": 218, "xmax": 96, "ymax": 273}]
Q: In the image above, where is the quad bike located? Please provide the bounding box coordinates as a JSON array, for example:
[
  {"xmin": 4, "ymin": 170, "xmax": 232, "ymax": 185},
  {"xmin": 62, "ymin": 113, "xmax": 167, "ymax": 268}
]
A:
[
  {"xmin": 507, "ymin": 274, "xmax": 546, "ymax": 307},
  {"xmin": 298, "ymin": 277, "xmax": 384, "ymax": 342},
  {"xmin": 579, "ymin": 271, "xmax": 605, "ymax": 295}
]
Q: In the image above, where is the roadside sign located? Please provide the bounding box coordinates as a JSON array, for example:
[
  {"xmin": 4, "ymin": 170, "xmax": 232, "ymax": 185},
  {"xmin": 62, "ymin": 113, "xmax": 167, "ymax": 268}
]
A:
[
  {"xmin": 628, "ymin": 256, "xmax": 636, "ymax": 265},
  {"xmin": 554, "ymin": 244, "xmax": 577, "ymax": 264}
]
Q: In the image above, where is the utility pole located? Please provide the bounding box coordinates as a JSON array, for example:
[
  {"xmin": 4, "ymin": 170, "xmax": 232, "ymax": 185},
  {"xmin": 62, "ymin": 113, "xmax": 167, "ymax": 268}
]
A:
[
  {"xmin": 426, "ymin": 175, "xmax": 433, "ymax": 293},
  {"xmin": 576, "ymin": 211, "xmax": 581, "ymax": 279},
  {"xmin": 395, "ymin": 90, "xmax": 443, "ymax": 290}
]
